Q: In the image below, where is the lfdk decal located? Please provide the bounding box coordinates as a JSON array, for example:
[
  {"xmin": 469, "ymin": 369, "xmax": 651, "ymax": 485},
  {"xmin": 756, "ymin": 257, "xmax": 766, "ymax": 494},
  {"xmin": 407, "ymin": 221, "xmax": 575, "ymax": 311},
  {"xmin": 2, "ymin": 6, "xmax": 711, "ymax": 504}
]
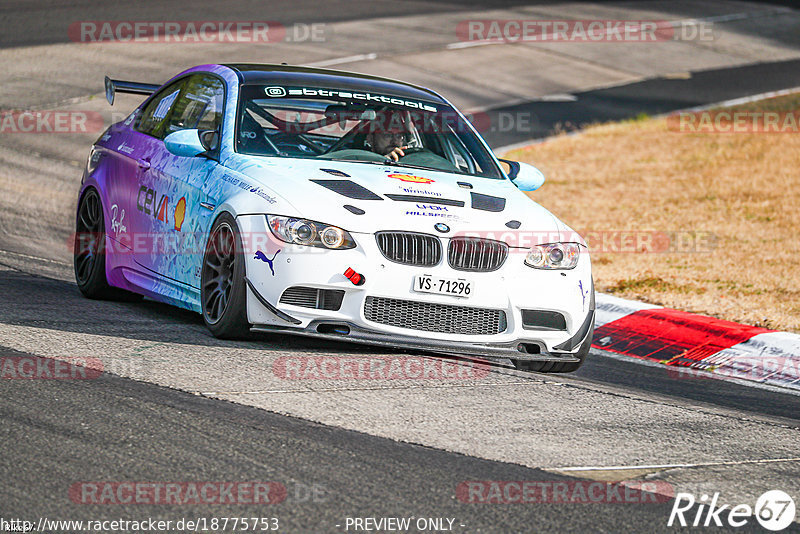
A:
[{"xmin": 416, "ymin": 203, "xmax": 448, "ymax": 211}]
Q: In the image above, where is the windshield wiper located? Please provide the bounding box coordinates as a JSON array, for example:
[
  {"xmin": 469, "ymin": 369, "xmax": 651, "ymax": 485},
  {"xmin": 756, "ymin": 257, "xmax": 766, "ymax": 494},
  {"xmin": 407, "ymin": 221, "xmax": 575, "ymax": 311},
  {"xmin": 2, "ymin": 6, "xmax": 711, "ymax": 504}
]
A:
[
  {"xmin": 383, "ymin": 160, "xmax": 467, "ymax": 174},
  {"xmin": 315, "ymin": 157, "xmax": 386, "ymax": 165}
]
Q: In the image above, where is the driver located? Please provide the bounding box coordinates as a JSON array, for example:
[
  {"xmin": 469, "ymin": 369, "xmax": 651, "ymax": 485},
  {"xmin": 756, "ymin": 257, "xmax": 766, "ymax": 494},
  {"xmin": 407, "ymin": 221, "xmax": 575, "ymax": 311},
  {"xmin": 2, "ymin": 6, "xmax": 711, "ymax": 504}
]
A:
[
  {"xmin": 365, "ymin": 129, "xmax": 409, "ymax": 162},
  {"xmin": 364, "ymin": 111, "xmax": 415, "ymax": 162}
]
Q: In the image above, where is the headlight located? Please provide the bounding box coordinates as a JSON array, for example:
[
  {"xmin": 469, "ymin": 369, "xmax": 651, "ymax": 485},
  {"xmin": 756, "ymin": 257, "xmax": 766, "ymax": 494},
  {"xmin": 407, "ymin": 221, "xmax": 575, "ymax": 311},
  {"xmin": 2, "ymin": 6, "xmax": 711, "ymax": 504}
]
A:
[
  {"xmin": 266, "ymin": 215, "xmax": 356, "ymax": 250},
  {"xmin": 86, "ymin": 148, "xmax": 102, "ymax": 174},
  {"xmin": 524, "ymin": 243, "xmax": 580, "ymax": 269}
]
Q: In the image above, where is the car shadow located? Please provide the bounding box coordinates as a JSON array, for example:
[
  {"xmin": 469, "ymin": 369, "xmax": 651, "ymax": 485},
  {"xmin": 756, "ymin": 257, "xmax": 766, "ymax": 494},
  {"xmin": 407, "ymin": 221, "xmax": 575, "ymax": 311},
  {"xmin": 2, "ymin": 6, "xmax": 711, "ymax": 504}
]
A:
[{"xmin": 0, "ymin": 268, "xmax": 510, "ymax": 371}]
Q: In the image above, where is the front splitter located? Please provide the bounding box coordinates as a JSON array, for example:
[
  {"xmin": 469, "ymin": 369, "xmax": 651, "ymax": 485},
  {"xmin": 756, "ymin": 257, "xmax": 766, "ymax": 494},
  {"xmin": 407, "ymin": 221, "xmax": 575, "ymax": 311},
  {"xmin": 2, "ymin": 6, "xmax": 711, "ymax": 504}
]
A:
[{"xmin": 250, "ymin": 319, "xmax": 582, "ymax": 362}]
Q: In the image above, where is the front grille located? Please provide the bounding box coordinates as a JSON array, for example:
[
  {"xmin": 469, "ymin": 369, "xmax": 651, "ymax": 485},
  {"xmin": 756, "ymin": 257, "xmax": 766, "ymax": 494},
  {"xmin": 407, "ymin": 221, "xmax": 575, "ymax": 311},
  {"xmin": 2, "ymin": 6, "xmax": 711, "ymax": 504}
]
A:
[
  {"xmin": 447, "ymin": 237, "xmax": 508, "ymax": 272},
  {"xmin": 376, "ymin": 232, "xmax": 441, "ymax": 267},
  {"xmin": 364, "ymin": 296, "xmax": 507, "ymax": 335},
  {"xmin": 279, "ymin": 286, "xmax": 345, "ymax": 311}
]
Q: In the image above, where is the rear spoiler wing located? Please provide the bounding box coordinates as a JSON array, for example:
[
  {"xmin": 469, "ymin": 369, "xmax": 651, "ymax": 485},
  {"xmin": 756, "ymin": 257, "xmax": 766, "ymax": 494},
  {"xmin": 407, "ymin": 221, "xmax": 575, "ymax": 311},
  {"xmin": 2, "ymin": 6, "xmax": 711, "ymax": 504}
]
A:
[{"xmin": 104, "ymin": 76, "xmax": 160, "ymax": 105}]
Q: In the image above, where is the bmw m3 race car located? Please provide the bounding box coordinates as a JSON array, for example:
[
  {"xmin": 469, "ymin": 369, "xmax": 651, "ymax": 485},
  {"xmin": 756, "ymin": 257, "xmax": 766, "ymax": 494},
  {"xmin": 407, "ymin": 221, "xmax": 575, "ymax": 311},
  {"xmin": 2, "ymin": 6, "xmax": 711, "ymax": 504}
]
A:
[{"xmin": 75, "ymin": 63, "xmax": 594, "ymax": 372}]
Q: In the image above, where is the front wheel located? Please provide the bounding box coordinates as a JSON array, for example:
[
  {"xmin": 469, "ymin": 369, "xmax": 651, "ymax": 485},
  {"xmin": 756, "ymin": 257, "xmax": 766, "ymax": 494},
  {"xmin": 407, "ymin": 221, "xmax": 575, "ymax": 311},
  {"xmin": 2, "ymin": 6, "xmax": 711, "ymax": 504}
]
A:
[
  {"xmin": 201, "ymin": 213, "xmax": 250, "ymax": 339},
  {"xmin": 513, "ymin": 321, "xmax": 594, "ymax": 373},
  {"xmin": 74, "ymin": 188, "xmax": 142, "ymax": 302}
]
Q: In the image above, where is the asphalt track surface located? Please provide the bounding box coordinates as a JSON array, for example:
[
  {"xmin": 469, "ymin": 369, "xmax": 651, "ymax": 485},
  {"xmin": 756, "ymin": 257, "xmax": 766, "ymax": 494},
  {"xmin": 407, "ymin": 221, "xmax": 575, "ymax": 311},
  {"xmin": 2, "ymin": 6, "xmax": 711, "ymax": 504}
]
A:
[
  {"xmin": 1, "ymin": 345, "xmax": 682, "ymax": 533},
  {"xmin": 2, "ymin": 1, "xmax": 800, "ymax": 532},
  {"xmin": 484, "ymin": 57, "xmax": 800, "ymax": 147}
]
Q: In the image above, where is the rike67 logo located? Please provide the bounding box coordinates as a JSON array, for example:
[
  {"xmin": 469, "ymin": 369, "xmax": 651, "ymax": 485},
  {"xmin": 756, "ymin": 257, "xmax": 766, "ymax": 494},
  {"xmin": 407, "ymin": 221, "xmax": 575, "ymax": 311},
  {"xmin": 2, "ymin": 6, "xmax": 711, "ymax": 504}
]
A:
[{"xmin": 668, "ymin": 490, "xmax": 796, "ymax": 531}]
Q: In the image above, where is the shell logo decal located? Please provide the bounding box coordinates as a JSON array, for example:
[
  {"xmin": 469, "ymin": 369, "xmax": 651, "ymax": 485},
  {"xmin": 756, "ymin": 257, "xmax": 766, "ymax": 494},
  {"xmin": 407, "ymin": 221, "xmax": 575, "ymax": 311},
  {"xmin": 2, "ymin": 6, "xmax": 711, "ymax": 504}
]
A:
[
  {"xmin": 387, "ymin": 173, "xmax": 434, "ymax": 184},
  {"xmin": 174, "ymin": 197, "xmax": 186, "ymax": 231}
]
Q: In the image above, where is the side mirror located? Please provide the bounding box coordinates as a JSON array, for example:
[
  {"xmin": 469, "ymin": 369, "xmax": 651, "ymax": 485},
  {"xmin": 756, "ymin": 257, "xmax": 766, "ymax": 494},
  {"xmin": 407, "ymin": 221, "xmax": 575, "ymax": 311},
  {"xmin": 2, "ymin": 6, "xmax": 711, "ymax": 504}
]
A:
[
  {"xmin": 199, "ymin": 129, "xmax": 219, "ymax": 152},
  {"xmin": 498, "ymin": 158, "xmax": 545, "ymax": 191},
  {"xmin": 164, "ymin": 129, "xmax": 207, "ymax": 157}
]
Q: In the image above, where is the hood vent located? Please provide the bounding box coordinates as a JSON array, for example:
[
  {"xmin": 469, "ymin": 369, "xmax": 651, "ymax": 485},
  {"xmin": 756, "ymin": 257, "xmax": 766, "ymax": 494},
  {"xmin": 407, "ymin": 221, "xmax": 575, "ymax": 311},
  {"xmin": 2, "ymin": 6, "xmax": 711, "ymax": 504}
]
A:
[
  {"xmin": 310, "ymin": 179, "xmax": 383, "ymax": 200},
  {"xmin": 343, "ymin": 205, "xmax": 365, "ymax": 215},
  {"xmin": 385, "ymin": 194, "xmax": 464, "ymax": 207},
  {"xmin": 471, "ymin": 192, "xmax": 506, "ymax": 212},
  {"xmin": 320, "ymin": 168, "xmax": 350, "ymax": 177}
]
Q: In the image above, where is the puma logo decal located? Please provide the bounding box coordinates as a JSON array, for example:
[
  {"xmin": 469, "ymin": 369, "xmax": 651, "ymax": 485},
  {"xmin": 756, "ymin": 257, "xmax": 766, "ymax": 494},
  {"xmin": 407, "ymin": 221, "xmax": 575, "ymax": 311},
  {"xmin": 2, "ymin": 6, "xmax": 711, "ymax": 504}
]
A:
[
  {"xmin": 254, "ymin": 249, "xmax": 280, "ymax": 276},
  {"xmin": 579, "ymin": 280, "xmax": 589, "ymax": 309}
]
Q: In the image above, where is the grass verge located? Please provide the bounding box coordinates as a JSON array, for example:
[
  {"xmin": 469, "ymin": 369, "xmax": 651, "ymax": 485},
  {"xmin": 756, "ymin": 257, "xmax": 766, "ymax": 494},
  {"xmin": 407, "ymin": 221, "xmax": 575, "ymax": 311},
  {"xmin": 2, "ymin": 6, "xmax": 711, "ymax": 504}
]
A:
[{"xmin": 505, "ymin": 93, "xmax": 800, "ymax": 332}]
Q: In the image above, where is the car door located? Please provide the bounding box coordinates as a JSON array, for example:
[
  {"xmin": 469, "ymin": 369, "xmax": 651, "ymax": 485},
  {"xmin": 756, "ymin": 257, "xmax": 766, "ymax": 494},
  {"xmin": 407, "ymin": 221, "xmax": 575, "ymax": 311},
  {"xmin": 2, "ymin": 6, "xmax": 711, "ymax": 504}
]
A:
[
  {"xmin": 141, "ymin": 73, "xmax": 226, "ymax": 288},
  {"xmin": 124, "ymin": 78, "xmax": 187, "ymax": 284}
]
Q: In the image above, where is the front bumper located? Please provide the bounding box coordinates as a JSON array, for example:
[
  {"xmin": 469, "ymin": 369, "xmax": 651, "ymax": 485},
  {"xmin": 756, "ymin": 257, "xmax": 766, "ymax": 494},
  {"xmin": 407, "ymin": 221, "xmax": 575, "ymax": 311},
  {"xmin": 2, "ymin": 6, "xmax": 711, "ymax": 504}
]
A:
[{"xmin": 238, "ymin": 215, "xmax": 594, "ymax": 361}]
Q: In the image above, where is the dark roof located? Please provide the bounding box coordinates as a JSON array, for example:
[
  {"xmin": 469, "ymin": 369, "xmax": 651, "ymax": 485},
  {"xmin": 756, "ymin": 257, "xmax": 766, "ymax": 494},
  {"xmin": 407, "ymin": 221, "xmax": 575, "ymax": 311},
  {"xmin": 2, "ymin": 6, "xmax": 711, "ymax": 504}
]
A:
[{"xmin": 223, "ymin": 63, "xmax": 446, "ymax": 104}]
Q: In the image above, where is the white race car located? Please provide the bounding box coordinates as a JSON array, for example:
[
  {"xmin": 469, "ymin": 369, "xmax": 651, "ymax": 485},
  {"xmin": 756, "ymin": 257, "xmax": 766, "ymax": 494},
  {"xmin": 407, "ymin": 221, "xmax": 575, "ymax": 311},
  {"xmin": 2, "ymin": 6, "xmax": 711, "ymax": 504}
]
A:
[{"xmin": 77, "ymin": 63, "xmax": 593, "ymax": 372}]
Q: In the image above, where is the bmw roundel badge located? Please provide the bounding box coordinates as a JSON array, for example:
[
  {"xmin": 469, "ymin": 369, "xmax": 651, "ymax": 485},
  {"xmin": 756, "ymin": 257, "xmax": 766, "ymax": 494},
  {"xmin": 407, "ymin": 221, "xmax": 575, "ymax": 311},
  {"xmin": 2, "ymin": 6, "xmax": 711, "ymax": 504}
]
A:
[{"xmin": 434, "ymin": 223, "xmax": 450, "ymax": 233}]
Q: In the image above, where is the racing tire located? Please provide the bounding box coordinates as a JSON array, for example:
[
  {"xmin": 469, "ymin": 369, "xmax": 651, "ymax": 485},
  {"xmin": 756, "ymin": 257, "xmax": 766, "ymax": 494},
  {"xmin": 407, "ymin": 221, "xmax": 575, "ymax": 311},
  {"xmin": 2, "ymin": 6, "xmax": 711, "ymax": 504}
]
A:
[
  {"xmin": 201, "ymin": 213, "xmax": 250, "ymax": 339},
  {"xmin": 512, "ymin": 321, "xmax": 594, "ymax": 373},
  {"xmin": 74, "ymin": 188, "xmax": 142, "ymax": 302}
]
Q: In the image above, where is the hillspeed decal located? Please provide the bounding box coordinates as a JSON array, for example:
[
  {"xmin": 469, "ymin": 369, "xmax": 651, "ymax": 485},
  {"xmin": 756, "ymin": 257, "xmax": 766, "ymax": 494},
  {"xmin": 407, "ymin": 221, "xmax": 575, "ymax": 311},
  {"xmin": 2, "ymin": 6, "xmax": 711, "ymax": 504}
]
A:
[
  {"xmin": 264, "ymin": 87, "xmax": 438, "ymax": 113},
  {"xmin": 388, "ymin": 173, "xmax": 434, "ymax": 184},
  {"xmin": 405, "ymin": 210, "xmax": 459, "ymax": 221}
]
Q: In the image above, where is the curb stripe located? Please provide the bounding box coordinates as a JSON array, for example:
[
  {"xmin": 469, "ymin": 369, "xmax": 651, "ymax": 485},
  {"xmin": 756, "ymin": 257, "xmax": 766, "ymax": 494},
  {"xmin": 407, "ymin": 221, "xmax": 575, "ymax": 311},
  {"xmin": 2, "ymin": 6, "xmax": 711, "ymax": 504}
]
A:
[
  {"xmin": 592, "ymin": 294, "xmax": 800, "ymax": 391},
  {"xmin": 592, "ymin": 307, "xmax": 771, "ymax": 363}
]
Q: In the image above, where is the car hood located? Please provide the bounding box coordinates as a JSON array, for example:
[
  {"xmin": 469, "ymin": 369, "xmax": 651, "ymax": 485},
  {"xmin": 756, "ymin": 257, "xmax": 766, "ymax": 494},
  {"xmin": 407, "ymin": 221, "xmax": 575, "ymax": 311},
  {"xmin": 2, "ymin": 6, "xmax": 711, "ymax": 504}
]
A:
[{"xmin": 225, "ymin": 156, "xmax": 571, "ymax": 246}]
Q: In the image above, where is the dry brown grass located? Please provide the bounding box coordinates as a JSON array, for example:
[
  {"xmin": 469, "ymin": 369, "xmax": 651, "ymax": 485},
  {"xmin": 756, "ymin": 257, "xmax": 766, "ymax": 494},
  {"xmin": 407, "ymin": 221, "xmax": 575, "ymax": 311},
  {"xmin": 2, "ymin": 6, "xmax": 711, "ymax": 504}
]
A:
[{"xmin": 505, "ymin": 94, "xmax": 800, "ymax": 332}]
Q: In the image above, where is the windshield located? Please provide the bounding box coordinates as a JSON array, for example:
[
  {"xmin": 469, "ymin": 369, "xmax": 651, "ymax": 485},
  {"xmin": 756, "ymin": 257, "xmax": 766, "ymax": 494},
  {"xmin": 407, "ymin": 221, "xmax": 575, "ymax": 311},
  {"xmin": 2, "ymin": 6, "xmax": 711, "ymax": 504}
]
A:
[{"xmin": 235, "ymin": 84, "xmax": 503, "ymax": 179}]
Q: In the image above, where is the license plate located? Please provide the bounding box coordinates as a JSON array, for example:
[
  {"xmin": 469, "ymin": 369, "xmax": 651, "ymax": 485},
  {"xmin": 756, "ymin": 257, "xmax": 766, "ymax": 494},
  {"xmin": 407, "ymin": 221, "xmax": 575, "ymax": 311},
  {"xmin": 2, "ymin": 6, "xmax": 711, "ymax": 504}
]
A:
[{"xmin": 414, "ymin": 275, "xmax": 472, "ymax": 298}]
